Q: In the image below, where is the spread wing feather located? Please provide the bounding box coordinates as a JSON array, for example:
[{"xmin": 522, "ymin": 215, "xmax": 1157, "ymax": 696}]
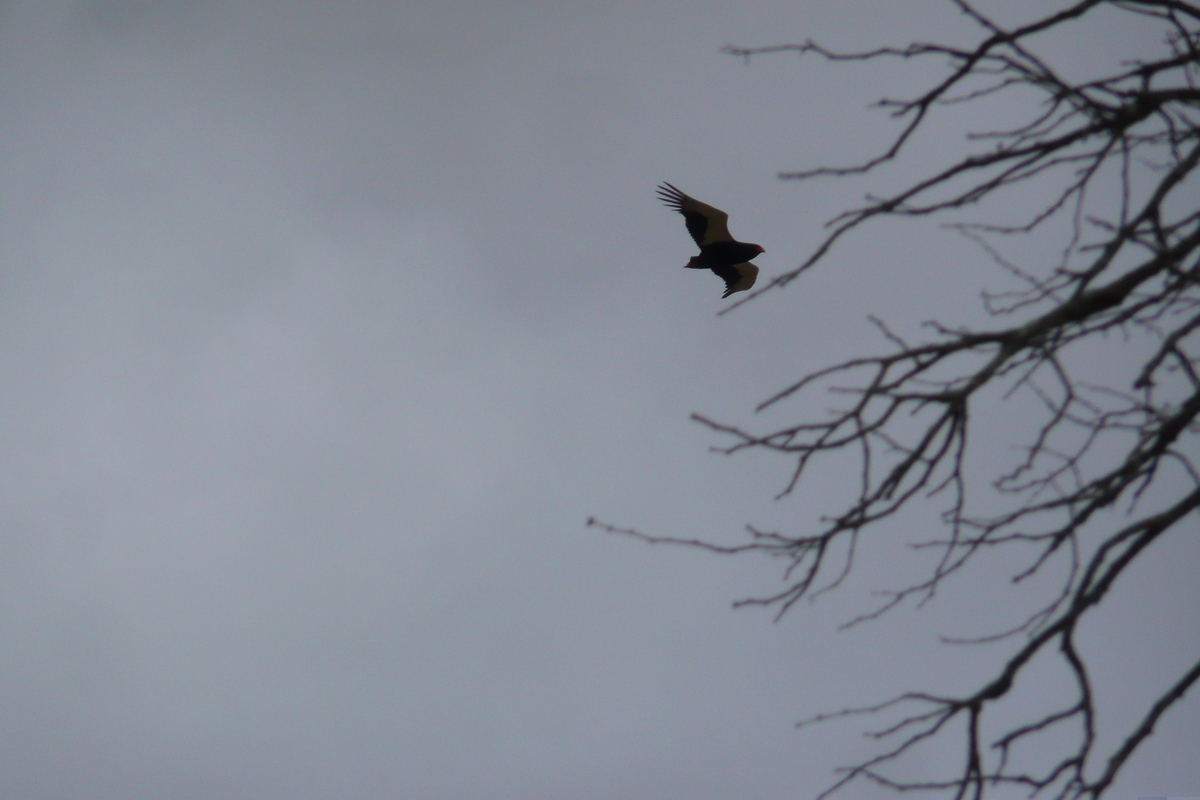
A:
[
  {"xmin": 711, "ymin": 262, "xmax": 759, "ymax": 299},
  {"xmin": 656, "ymin": 182, "xmax": 733, "ymax": 246}
]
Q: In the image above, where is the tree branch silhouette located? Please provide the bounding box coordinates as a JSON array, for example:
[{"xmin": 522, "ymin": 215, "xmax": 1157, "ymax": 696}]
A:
[{"xmin": 594, "ymin": 1, "xmax": 1200, "ymax": 797}]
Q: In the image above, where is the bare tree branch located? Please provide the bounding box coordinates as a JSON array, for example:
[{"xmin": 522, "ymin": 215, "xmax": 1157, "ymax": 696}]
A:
[{"xmin": 597, "ymin": 2, "xmax": 1200, "ymax": 798}]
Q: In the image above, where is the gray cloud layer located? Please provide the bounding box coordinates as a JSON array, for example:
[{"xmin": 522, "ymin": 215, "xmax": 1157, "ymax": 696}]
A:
[{"xmin": 1, "ymin": 1, "xmax": 1196, "ymax": 798}]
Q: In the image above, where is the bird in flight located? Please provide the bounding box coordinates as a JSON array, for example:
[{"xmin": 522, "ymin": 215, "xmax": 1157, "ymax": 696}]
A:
[{"xmin": 656, "ymin": 182, "xmax": 765, "ymax": 298}]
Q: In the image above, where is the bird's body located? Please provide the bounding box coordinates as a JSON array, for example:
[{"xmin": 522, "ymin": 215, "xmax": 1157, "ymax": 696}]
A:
[{"xmin": 656, "ymin": 182, "xmax": 764, "ymax": 298}]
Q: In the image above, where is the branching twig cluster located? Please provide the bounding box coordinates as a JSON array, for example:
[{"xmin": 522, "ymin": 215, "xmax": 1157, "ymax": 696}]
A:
[{"xmin": 594, "ymin": 2, "xmax": 1200, "ymax": 798}]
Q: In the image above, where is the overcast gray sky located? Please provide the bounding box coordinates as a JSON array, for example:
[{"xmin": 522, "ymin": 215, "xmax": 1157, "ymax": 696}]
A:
[{"xmin": 1, "ymin": 1, "xmax": 1197, "ymax": 798}]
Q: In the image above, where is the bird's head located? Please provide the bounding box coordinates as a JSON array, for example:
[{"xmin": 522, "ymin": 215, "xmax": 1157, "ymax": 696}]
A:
[{"xmin": 753, "ymin": 244, "xmax": 766, "ymax": 255}]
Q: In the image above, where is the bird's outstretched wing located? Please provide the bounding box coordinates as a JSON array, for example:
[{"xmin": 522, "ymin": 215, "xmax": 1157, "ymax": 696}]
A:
[
  {"xmin": 656, "ymin": 182, "xmax": 733, "ymax": 246},
  {"xmin": 711, "ymin": 262, "xmax": 759, "ymax": 299}
]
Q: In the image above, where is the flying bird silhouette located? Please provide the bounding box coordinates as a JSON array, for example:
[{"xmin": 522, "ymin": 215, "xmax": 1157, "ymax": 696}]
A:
[{"xmin": 656, "ymin": 182, "xmax": 765, "ymax": 298}]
